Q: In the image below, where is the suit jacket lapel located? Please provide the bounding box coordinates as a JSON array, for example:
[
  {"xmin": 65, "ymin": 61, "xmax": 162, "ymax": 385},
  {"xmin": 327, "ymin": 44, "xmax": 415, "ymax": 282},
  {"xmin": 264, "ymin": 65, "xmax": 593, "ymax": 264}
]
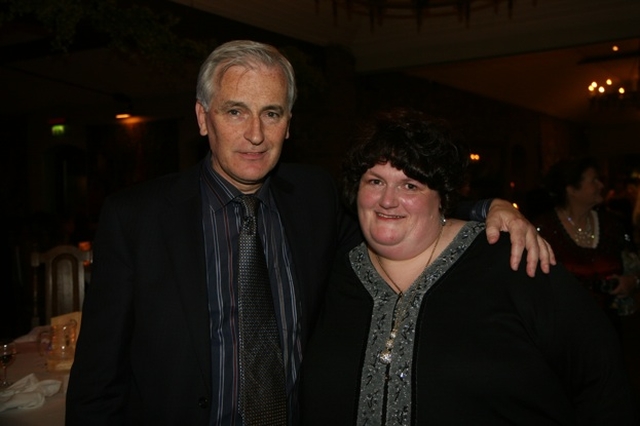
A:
[
  {"xmin": 160, "ymin": 162, "xmax": 212, "ymax": 392},
  {"xmin": 269, "ymin": 173, "xmax": 315, "ymax": 340}
]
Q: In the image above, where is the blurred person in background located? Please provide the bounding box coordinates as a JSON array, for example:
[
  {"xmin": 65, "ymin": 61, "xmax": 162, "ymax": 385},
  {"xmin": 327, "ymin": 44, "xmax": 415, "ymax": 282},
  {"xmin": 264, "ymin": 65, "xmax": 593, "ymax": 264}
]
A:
[
  {"xmin": 606, "ymin": 176, "xmax": 639, "ymax": 240},
  {"xmin": 535, "ymin": 157, "xmax": 640, "ymax": 335}
]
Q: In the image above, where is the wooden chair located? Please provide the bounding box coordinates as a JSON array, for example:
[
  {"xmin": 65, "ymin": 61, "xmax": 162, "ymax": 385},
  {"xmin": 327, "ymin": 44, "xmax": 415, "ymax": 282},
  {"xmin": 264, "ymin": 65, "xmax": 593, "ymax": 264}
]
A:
[{"xmin": 31, "ymin": 244, "xmax": 92, "ymax": 324}]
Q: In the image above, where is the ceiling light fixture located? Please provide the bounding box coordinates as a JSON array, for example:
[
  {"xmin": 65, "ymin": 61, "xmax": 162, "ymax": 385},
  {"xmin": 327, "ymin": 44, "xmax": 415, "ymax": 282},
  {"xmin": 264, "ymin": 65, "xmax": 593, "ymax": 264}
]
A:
[
  {"xmin": 319, "ymin": 0, "xmax": 536, "ymax": 30},
  {"xmin": 586, "ymin": 43, "xmax": 640, "ymax": 112}
]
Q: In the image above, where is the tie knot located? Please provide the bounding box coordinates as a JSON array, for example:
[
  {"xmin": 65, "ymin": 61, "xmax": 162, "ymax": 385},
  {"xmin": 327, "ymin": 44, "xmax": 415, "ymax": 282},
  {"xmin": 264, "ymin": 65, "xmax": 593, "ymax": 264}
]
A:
[{"xmin": 237, "ymin": 195, "xmax": 260, "ymax": 218}]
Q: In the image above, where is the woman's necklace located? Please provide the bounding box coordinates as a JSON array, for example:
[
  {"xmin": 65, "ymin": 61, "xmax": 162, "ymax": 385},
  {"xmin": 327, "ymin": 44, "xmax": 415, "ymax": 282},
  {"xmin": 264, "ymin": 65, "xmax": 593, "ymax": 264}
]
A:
[
  {"xmin": 374, "ymin": 223, "xmax": 444, "ymax": 365},
  {"xmin": 564, "ymin": 209, "xmax": 596, "ymax": 248}
]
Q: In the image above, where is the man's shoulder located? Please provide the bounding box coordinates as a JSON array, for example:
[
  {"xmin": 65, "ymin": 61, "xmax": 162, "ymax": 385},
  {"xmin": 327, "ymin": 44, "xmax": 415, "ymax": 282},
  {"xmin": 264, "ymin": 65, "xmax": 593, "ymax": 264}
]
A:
[{"xmin": 106, "ymin": 161, "xmax": 201, "ymax": 205}]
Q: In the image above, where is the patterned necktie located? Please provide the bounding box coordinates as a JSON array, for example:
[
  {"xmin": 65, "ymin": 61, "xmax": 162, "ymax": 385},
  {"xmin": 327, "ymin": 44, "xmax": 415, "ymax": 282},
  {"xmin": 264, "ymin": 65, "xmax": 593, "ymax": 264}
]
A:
[{"xmin": 236, "ymin": 195, "xmax": 287, "ymax": 426}]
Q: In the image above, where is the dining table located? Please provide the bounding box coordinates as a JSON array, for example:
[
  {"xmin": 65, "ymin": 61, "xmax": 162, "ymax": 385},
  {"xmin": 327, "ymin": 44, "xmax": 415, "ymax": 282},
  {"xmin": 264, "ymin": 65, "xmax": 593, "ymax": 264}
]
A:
[{"xmin": 0, "ymin": 341, "xmax": 68, "ymax": 426}]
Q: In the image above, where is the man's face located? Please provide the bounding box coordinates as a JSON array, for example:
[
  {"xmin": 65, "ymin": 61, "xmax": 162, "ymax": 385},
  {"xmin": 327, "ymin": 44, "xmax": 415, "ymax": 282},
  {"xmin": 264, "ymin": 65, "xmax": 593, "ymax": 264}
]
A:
[{"xmin": 195, "ymin": 64, "xmax": 291, "ymax": 194}]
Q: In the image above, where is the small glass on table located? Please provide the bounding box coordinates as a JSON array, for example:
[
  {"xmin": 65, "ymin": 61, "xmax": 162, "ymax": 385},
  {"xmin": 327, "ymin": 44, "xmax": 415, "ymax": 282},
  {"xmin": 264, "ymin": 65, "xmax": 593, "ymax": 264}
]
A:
[{"xmin": 1, "ymin": 340, "xmax": 17, "ymax": 388}]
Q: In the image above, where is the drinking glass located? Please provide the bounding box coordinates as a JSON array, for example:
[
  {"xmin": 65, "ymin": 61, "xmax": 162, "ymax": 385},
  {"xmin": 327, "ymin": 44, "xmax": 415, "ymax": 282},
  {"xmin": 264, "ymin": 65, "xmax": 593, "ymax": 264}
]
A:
[{"xmin": 1, "ymin": 341, "xmax": 17, "ymax": 388}]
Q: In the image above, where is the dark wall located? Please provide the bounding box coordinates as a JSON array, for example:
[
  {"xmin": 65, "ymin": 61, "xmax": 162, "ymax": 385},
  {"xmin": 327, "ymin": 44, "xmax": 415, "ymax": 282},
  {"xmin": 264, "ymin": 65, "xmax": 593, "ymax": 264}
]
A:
[{"xmin": 284, "ymin": 45, "xmax": 582, "ymax": 209}]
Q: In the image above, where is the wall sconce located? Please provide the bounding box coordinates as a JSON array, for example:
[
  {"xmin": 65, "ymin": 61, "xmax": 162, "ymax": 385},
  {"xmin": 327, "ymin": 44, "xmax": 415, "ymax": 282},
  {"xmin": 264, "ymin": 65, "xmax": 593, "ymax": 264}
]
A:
[{"xmin": 113, "ymin": 92, "xmax": 134, "ymax": 119}]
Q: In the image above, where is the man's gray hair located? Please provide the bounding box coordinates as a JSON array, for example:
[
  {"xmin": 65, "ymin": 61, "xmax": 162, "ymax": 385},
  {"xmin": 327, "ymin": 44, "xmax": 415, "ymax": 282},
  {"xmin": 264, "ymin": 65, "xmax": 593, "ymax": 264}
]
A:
[{"xmin": 196, "ymin": 40, "xmax": 297, "ymax": 112}]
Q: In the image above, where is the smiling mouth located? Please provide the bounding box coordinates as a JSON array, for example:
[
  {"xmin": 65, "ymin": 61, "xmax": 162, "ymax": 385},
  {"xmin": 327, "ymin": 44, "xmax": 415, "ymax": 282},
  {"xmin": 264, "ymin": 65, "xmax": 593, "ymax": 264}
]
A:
[{"xmin": 376, "ymin": 212, "xmax": 403, "ymax": 219}]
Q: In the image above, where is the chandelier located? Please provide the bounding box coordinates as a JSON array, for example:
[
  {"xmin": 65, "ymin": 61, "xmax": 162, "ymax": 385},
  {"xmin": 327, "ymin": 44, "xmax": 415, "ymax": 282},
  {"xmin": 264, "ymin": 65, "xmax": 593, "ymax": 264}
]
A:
[
  {"xmin": 318, "ymin": 0, "xmax": 535, "ymax": 30},
  {"xmin": 586, "ymin": 43, "xmax": 640, "ymax": 113}
]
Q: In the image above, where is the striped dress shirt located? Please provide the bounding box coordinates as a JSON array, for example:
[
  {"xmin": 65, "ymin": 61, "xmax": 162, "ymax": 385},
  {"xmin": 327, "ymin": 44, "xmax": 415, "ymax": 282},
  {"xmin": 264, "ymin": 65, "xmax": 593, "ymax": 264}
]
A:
[{"xmin": 200, "ymin": 158, "xmax": 302, "ymax": 426}]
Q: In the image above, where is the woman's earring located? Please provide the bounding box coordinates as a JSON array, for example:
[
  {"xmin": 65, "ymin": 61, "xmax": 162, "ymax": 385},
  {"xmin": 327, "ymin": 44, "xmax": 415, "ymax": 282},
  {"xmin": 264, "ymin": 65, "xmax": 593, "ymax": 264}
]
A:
[{"xmin": 440, "ymin": 213, "xmax": 446, "ymax": 226}]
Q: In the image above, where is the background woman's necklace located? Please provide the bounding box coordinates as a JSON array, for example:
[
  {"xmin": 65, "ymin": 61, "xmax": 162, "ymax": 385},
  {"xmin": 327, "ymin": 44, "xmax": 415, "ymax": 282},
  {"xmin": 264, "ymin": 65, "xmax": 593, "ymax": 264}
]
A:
[
  {"xmin": 374, "ymin": 224, "xmax": 444, "ymax": 365},
  {"xmin": 564, "ymin": 210, "xmax": 596, "ymax": 248}
]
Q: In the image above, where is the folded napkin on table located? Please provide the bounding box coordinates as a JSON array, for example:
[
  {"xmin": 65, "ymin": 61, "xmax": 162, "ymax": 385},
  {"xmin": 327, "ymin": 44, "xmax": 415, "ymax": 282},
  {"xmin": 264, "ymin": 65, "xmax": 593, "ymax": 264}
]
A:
[{"xmin": 0, "ymin": 373, "xmax": 61, "ymax": 412}]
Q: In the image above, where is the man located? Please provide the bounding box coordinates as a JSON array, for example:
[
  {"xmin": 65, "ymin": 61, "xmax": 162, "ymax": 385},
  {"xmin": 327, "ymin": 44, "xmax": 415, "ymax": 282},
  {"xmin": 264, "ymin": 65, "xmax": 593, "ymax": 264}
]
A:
[{"xmin": 66, "ymin": 40, "xmax": 553, "ymax": 426}]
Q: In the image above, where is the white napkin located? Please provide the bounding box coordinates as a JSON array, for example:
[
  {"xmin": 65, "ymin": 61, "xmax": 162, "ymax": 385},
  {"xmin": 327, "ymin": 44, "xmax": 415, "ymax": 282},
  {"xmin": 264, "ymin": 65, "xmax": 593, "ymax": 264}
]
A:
[{"xmin": 0, "ymin": 373, "xmax": 61, "ymax": 412}]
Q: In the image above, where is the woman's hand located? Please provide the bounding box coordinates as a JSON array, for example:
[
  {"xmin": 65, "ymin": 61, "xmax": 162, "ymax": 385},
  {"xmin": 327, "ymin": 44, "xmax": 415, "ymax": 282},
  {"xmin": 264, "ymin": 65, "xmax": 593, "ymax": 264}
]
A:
[{"xmin": 485, "ymin": 199, "xmax": 556, "ymax": 277}]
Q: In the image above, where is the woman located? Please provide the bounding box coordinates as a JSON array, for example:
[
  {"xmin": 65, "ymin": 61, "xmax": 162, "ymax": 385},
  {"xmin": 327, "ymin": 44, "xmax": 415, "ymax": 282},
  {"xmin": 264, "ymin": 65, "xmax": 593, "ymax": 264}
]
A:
[
  {"xmin": 535, "ymin": 158, "xmax": 639, "ymax": 328},
  {"xmin": 301, "ymin": 109, "xmax": 636, "ymax": 425}
]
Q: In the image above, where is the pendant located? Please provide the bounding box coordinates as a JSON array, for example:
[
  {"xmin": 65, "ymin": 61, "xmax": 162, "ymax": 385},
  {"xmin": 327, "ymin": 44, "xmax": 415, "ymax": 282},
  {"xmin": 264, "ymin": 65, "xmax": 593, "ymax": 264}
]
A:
[{"xmin": 379, "ymin": 349, "xmax": 393, "ymax": 364}]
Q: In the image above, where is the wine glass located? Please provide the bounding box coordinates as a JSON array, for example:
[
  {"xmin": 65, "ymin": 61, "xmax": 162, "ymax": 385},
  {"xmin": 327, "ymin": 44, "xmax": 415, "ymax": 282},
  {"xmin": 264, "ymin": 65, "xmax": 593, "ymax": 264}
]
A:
[{"xmin": 0, "ymin": 341, "xmax": 17, "ymax": 388}]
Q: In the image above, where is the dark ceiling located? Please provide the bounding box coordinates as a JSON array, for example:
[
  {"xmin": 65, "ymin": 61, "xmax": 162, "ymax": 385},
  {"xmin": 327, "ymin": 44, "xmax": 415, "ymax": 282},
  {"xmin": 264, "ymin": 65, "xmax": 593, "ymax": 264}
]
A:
[
  {"xmin": 1, "ymin": 0, "xmax": 639, "ymax": 124},
  {"xmin": 175, "ymin": 0, "xmax": 640, "ymax": 125}
]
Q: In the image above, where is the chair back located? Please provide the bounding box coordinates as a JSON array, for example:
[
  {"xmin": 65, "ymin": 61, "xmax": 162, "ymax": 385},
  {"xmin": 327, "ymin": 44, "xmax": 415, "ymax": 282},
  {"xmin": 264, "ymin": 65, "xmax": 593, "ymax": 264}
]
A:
[{"xmin": 31, "ymin": 245, "xmax": 92, "ymax": 324}]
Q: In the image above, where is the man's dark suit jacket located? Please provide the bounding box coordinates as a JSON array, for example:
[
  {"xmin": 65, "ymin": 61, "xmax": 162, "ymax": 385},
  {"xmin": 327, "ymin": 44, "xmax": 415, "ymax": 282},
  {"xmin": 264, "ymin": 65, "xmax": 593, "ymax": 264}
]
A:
[{"xmin": 66, "ymin": 158, "xmax": 361, "ymax": 425}]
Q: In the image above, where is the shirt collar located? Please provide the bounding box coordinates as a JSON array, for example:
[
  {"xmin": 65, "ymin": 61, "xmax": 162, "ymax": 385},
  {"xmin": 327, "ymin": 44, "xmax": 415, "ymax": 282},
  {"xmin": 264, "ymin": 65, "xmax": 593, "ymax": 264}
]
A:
[{"xmin": 200, "ymin": 151, "xmax": 273, "ymax": 210}]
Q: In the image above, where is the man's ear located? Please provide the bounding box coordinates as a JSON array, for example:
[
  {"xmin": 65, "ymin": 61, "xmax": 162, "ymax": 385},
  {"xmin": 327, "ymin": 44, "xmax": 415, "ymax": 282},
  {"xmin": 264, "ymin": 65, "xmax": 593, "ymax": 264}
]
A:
[
  {"xmin": 285, "ymin": 113, "xmax": 292, "ymax": 140},
  {"xmin": 195, "ymin": 102, "xmax": 208, "ymax": 136}
]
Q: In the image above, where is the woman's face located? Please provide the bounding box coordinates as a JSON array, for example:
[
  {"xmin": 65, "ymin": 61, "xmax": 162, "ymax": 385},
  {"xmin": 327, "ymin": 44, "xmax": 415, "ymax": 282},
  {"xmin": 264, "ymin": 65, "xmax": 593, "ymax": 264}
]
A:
[
  {"xmin": 357, "ymin": 162, "xmax": 442, "ymax": 260},
  {"xmin": 568, "ymin": 167, "xmax": 604, "ymax": 208}
]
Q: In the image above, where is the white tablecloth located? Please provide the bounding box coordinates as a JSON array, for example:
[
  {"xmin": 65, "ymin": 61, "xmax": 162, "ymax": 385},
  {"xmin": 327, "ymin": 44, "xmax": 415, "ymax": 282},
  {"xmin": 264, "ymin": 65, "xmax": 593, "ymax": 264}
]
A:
[{"xmin": 0, "ymin": 342, "xmax": 67, "ymax": 426}]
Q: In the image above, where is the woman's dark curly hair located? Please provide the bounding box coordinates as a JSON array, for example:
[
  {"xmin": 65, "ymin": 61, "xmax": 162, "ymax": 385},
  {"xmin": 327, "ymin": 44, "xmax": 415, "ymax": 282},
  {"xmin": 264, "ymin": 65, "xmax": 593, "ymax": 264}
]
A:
[
  {"xmin": 543, "ymin": 157, "xmax": 600, "ymax": 208},
  {"xmin": 341, "ymin": 108, "xmax": 469, "ymax": 215}
]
